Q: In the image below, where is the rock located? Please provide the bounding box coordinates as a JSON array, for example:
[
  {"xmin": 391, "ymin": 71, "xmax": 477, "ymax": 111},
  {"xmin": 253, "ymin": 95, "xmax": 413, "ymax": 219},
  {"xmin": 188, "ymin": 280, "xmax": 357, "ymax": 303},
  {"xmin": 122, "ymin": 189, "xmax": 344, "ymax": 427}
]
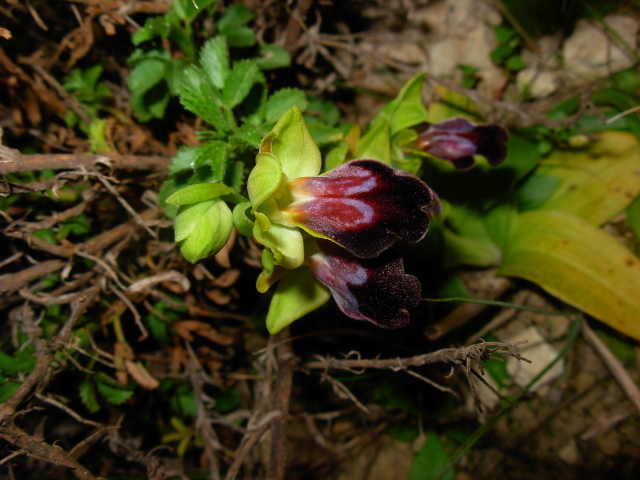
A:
[
  {"xmin": 558, "ymin": 439, "xmax": 581, "ymax": 464},
  {"xmin": 517, "ymin": 68, "xmax": 560, "ymax": 99},
  {"xmin": 504, "ymin": 326, "xmax": 565, "ymax": 392},
  {"xmin": 563, "ymin": 15, "xmax": 639, "ymax": 81}
]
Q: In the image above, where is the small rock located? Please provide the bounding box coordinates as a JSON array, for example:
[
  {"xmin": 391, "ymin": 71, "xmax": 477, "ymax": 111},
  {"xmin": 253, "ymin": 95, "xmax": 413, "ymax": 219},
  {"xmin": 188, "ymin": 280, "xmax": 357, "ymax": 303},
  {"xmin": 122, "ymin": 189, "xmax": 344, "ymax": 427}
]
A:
[
  {"xmin": 558, "ymin": 438, "xmax": 581, "ymax": 464},
  {"xmin": 504, "ymin": 326, "xmax": 565, "ymax": 392},
  {"xmin": 563, "ymin": 15, "xmax": 639, "ymax": 80},
  {"xmin": 517, "ymin": 68, "xmax": 560, "ymax": 99}
]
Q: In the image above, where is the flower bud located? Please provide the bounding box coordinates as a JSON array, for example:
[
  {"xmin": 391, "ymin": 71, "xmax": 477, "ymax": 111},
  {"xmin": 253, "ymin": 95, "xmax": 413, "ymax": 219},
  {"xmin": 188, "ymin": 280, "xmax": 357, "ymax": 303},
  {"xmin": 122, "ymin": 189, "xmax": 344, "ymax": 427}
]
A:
[{"xmin": 174, "ymin": 199, "xmax": 233, "ymax": 263}]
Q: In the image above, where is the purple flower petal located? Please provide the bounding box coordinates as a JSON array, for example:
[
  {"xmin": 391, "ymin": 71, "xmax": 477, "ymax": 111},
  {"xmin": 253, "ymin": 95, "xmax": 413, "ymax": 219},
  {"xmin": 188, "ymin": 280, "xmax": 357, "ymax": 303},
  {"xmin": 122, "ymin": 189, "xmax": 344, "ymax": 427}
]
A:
[
  {"xmin": 283, "ymin": 159, "xmax": 432, "ymax": 258},
  {"xmin": 308, "ymin": 240, "xmax": 421, "ymax": 328},
  {"xmin": 416, "ymin": 117, "xmax": 508, "ymax": 170}
]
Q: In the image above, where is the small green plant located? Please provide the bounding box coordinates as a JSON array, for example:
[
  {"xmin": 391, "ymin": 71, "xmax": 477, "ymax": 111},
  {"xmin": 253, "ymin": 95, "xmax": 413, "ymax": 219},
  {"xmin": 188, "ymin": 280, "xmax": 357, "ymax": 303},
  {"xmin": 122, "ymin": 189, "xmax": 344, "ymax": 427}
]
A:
[
  {"xmin": 490, "ymin": 24, "xmax": 526, "ymax": 72},
  {"xmin": 127, "ymin": 0, "xmax": 290, "ymax": 122}
]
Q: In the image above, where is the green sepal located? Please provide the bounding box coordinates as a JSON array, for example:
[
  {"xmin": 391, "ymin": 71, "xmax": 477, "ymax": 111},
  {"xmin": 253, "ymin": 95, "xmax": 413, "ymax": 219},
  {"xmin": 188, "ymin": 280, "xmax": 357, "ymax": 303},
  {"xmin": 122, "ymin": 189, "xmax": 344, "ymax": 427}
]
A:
[
  {"xmin": 175, "ymin": 199, "xmax": 233, "ymax": 263},
  {"xmin": 247, "ymin": 152, "xmax": 282, "ymax": 211},
  {"xmin": 232, "ymin": 202, "xmax": 255, "ymax": 237},
  {"xmin": 270, "ymin": 106, "xmax": 321, "ymax": 179},
  {"xmin": 165, "ymin": 183, "xmax": 232, "ymax": 205},
  {"xmin": 253, "ymin": 221, "xmax": 304, "ymax": 269},
  {"xmin": 266, "ymin": 267, "xmax": 331, "ymax": 334}
]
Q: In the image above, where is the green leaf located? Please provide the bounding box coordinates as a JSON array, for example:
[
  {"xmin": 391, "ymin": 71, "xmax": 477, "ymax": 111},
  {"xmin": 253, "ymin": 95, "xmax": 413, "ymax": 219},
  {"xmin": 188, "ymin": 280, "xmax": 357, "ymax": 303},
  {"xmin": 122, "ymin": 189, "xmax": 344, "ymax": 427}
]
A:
[
  {"xmin": 266, "ymin": 267, "xmax": 331, "ymax": 334},
  {"xmin": 409, "ymin": 431, "xmax": 454, "ymax": 480},
  {"xmin": 216, "ymin": 3, "xmax": 255, "ymax": 30},
  {"xmin": 222, "ymin": 59, "xmax": 262, "ymax": 108},
  {"xmin": 443, "ymin": 204, "xmax": 502, "ymax": 267},
  {"xmin": 200, "ymin": 36, "xmax": 230, "ymax": 89},
  {"xmin": 179, "ymin": 66, "xmax": 230, "ymax": 132},
  {"xmin": 79, "ymin": 379, "xmax": 101, "ymax": 413},
  {"xmin": 0, "ymin": 349, "xmax": 36, "ymax": 375},
  {"xmin": 166, "ymin": 183, "xmax": 232, "ymax": 205},
  {"xmin": 195, "ymin": 141, "xmax": 230, "ymax": 181},
  {"xmin": 533, "ymin": 131, "xmax": 640, "ymax": 225},
  {"xmin": 324, "ymin": 140, "xmax": 350, "ymax": 171},
  {"xmin": 254, "ymin": 44, "xmax": 291, "ymax": 70},
  {"xmin": 499, "ymin": 210, "xmax": 640, "ymax": 340},
  {"xmin": 307, "ymin": 123, "xmax": 343, "ymax": 146},
  {"xmin": 270, "ymin": 106, "xmax": 322, "ymax": 179},
  {"xmin": 97, "ymin": 381, "xmax": 134, "ymax": 405},
  {"xmin": 128, "ymin": 55, "xmax": 168, "ymax": 94},
  {"xmin": 231, "ymin": 124, "xmax": 261, "ymax": 148},
  {"xmin": 168, "ymin": 146, "xmax": 198, "ymax": 175},
  {"xmin": 627, "ymin": 194, "xmax": 640, "ymax": 240},
  {"xmin": 132, "ymin": 16, "xmax": 175, "ymax": 45},
  {"xmin": 354, "ymin": 122, "xmax": 391, "ymax": 164},
  {"xmin": 517, "ymin": 174, "xmax": 562, "ymax": 211},
  {"xmin": 265, "ymin": 88, "xmax": 308, "ymax": 124},
  {"xmin": 222, "ymin": 26, "xmax": 256, "ymax": 48}
]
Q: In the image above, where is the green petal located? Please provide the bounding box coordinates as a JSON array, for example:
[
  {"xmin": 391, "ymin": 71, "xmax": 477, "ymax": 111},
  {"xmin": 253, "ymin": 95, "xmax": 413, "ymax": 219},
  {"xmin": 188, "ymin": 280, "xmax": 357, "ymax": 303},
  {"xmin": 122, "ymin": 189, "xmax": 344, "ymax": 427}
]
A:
[{"xmin": 253, "ymin": 222, "xmax": 304, "ymax": 269}]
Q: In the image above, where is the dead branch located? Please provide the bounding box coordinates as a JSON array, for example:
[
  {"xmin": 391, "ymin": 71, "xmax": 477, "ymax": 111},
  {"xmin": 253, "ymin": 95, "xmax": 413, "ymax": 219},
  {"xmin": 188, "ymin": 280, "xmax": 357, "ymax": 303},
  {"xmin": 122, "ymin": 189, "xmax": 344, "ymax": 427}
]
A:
[
  {"xmin": 0, "ymin": 424, "xmax": 102, "ymax": 480},
  {"xmin": 303, "ymin": 341, "xmax": 531, "ymax": 413},
  {"xmin": 0, "ymin": 149, "xmax": 170, "ymax": 175},
  {"xmin": 582, "ymin": 319, "xmax": 640, "ymax": 414},
  {"xmin": 267, "ymin": 328, "xmax": 294, "ymax": 480},
  {"xmin": 0, "ymin": 285, "xmax": 100, "ymax": 422},
  {"xmin": 0, "ymin": 209, "xmax": 157, "ymax": 295}
]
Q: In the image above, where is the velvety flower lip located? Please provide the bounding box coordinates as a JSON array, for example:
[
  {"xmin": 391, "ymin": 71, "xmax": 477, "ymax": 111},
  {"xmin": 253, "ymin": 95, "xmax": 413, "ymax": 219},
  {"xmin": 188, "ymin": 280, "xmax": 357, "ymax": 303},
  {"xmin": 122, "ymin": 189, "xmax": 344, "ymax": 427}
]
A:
[
  {"xmin": 282, "ymin": 159, "xmax": 432, "ymax": 259},
  {"xmin": 415, "ymin": 117, "xmax": 508, "ymax": 170},
  {"xmin": 307, "ymin": 240, "xmax": 421, "ymax": 328}
]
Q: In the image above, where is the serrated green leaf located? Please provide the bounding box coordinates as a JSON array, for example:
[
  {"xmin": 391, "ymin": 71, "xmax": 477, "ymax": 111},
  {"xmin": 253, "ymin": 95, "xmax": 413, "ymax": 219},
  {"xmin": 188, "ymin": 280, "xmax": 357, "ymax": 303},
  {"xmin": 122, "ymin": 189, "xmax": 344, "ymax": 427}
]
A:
[
  {"xmin": 0, "ymin": 348, "xmax": 36, "ymax": 375},
  {"xmin": 222, "ymin": 60, "xmax": 262, "ymax": 108},
  {"xmin": 194, "ymin": 141, "xmax": 230, "ymax": 181},
  {"xmin": 307, "ymin": 123, "xmax": 343, "ymax": 146},
  {"xmin": 200, "ymin": 36, "xmax": 229, "ymax": 89},
  {"xmin": 499, "ymin": 210, "xmax": 640, "ymax": 340},
  {"xmin": 265, "ymin": 88, "xmax": 308, "ymax": 124},
  {"xmin": 254, "ymin": 44, "xmax": 291, "ymax": 70},
  {"xmin": 266, "ymin": 267, "xmax": 331, "ymax": 334},
  {"xmin": 97, "ymin": 381, "xmax": 134, "ymax": 405},
  {"xmin": 128, "ymin": 56, "xmax": 168, "ymax": 94},
  {"xmin": 79, "ymin": 379, "xmax": 101, "ymax": 413},
  {"xmin": 231, "ymin": 124, "xmax": 261, "ymax": 148},
  {"xmin": 133, "ymin": 16, "xmax": 174, "ymax": 45},
  {"xmin": 534, "ymin": 131, "xmax": 640, "ymax": 225},
  {"xmin": 179, "ymin": 66, "xmax": 230, "ymax": 131},
  {"xmin": 168, "ymin": 146, "xmax": 198, "ymax": 175}
]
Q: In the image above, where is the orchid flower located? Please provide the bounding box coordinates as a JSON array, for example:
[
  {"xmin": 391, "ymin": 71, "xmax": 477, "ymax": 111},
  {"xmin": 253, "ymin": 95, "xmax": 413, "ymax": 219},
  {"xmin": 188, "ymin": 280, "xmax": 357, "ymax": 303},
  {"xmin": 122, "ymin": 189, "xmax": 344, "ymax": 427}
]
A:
[
  {"xmin": 415, "ymin": 117, "xmax": 508, "ymax": 170},
  {"xmin": 243, "ymin": 107, "xmax": 432, "ymax": 333}
]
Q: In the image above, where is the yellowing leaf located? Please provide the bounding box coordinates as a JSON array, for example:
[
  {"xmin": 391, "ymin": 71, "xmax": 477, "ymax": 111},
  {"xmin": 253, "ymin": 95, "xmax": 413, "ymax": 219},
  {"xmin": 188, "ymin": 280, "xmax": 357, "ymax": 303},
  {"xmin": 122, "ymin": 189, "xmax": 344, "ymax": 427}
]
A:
[
  {"xmin": 535, "ymin": 131, "xmax": 640, "ymax": 225},
  {"xmin": 499, "ymin": 210, "xmax": 640, "ymax": 340}
]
